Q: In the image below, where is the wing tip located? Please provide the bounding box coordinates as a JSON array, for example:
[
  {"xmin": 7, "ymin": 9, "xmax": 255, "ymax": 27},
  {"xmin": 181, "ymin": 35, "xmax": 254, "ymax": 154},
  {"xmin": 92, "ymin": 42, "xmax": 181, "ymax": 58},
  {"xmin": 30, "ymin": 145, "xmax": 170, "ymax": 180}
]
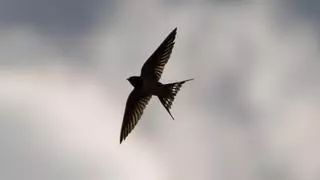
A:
[
  {"xmin": 120, "ymin": 133, "xmax": 123, "ymax": 144},
  {"xmin": 120, "ymin": 128, "xmax": 128, "ymax": 144},
  {"xmin": 184, "ymin": 78, "xmax": 194, "ymax": 82},
  {"xmin": 172, "ymin": 27, "xmax": 177, "ymax": 35},
  {"xmin": 120, "ymin": 133, "xmax": 126, "ymax": 144},
  {"xmin": 169, "ymin": 27, "xmax": 177, "ymax": 38}
]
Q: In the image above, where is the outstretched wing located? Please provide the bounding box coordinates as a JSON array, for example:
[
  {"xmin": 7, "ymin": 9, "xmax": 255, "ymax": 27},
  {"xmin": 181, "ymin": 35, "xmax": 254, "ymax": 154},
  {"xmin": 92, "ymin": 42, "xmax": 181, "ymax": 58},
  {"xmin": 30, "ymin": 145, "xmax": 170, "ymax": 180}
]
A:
[
  {"xmin": 120, "ymin": 88, "xmax": 152, "ymax": 143},
  {"xmin": 141, "ymin": 28, "xmax": 177, "ymax": 81}
]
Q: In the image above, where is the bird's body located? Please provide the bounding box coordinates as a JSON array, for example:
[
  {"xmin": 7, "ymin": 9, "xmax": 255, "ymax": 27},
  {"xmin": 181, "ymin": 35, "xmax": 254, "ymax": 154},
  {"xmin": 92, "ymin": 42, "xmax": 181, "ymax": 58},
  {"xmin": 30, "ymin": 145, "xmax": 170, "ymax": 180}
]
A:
[
  {"xmin": 120, "ymin": 28, "xmax": 193, "ymax": 143},
  {"xmin": 128, "ymin": 76, "xmax": 165, "ymax": 96}
]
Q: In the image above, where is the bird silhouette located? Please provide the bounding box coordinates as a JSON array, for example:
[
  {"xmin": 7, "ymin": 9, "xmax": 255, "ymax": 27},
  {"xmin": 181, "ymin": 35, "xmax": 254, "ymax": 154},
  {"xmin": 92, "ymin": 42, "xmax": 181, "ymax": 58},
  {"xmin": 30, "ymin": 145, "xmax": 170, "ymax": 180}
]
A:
[{"xmin": 120, "ymin": 28, "xmax": 193, "ymax": 143}]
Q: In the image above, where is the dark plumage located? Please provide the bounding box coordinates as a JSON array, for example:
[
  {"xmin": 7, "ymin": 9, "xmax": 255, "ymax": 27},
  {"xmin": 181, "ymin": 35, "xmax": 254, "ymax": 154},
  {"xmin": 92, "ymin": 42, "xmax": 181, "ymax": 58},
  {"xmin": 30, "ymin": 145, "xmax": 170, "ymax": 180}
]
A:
[{"xmin": 120, "ymin": 28, "xmax": 193, "ymax": 143}]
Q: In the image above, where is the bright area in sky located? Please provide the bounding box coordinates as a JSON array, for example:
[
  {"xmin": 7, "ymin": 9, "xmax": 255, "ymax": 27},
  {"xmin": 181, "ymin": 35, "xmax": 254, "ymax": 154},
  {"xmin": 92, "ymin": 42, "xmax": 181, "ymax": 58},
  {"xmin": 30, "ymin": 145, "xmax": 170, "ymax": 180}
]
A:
[{"xmin": 0, "ymin": 0, "xmax": 319, "ymax": 180}]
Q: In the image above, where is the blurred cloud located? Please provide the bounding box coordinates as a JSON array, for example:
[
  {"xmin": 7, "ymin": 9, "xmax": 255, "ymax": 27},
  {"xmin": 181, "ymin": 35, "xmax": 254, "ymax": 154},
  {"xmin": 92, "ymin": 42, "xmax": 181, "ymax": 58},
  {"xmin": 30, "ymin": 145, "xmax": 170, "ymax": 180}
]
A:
[
  {"xmin": 0, "ymin": 0, "xmax": 114, "ymax": 36},
  {"xmin": 0, "ymin": 0, "xmax": 319, "ymax": 180},
  {"xmin": 0, "ymin": 0, "xmax": 116, "ymax": 65},
  {"xmin": 281, "ymin": 0, "xmax": 320, "ymax": 26}
]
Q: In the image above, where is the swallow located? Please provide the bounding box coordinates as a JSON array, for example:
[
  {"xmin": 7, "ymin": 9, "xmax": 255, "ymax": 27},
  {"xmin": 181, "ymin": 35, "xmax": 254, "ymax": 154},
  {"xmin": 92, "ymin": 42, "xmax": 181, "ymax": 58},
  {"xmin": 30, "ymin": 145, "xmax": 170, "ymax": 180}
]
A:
[{"xmin": 120, "ymin": 28, "xmax": 193, "ymax": 143}]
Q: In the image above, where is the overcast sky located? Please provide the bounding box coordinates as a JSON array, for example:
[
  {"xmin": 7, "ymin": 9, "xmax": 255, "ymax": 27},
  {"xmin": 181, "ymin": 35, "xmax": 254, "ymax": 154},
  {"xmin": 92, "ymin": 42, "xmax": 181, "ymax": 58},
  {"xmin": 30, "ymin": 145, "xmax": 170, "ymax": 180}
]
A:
[{"xmin": 0, "ymin": 0, "xmax": 319, "ymax": 180}]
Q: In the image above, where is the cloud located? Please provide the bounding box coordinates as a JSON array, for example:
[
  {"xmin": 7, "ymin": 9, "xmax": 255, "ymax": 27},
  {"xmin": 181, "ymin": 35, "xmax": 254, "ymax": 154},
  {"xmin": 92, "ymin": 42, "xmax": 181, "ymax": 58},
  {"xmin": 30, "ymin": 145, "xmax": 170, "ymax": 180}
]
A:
[
  {"xmin": 0, "ymin": 0, "xmax": 115, "ymax": 36},
  {"xmin": 0, "ymin": 0, "xmax": 319, "ymax": 180}
]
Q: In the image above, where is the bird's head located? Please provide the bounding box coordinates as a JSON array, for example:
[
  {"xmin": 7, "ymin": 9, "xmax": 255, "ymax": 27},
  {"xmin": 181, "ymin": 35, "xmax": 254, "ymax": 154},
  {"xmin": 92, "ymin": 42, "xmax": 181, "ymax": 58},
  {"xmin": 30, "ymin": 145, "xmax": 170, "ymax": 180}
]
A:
[{"xmin": 127, "ymin": 76, "xmax": 142, "ymax": 87}]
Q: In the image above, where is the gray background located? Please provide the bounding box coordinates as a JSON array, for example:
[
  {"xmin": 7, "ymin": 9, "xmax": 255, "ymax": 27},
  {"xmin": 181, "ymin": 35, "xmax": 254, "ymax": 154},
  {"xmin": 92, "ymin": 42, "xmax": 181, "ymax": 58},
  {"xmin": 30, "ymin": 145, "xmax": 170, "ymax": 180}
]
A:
[{"xmin": 0, "ymin": 0, "xmax": 319, "ymax": 179}]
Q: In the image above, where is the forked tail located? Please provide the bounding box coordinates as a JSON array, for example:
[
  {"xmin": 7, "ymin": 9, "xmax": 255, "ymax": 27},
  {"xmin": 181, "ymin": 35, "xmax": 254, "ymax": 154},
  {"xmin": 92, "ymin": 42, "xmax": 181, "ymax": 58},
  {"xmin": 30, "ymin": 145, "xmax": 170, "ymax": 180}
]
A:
[{"xmin": 158, "ymin": 79, "xmax": 193, "ymax": 119}]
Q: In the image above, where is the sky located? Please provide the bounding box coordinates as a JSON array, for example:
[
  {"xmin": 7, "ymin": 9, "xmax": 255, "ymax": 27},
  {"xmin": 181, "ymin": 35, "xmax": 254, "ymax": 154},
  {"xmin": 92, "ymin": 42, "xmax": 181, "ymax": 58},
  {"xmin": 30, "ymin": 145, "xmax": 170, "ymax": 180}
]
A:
[{"xmin": 0, "ymin": 0, "xmax": 319, "ymax": 180}]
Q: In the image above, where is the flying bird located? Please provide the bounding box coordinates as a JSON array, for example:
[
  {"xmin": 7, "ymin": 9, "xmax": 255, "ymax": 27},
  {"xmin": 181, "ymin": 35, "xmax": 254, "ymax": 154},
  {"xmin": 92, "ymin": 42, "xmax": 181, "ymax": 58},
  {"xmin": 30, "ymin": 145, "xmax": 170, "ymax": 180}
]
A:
[{"xmin": 120, "ymin": 28, "xmax": 193, "ymax": 143}]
